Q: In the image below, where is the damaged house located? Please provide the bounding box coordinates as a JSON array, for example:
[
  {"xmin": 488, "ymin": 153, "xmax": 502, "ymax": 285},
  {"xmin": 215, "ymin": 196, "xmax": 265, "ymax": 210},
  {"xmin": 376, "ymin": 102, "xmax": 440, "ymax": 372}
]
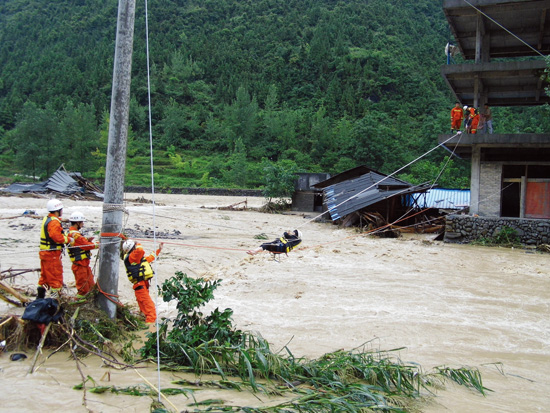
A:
[
  {"xmin": 312, "ymin": 166, "xmax": 433, "ymax": 233},
  {"xmin": 1, "ymin": 166, "xmax": 103, "ymax": 200}
]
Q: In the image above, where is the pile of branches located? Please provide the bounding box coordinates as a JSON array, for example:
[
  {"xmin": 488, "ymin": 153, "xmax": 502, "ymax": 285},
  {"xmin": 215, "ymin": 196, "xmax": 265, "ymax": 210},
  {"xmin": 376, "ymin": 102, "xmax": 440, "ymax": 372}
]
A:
[
  {"xmin": 1, "ymin": 290, "xmax": 144, "ymax": 370},
  {"xmin": 0, "ymin": 268, "xmax": 36, "ymax": 307},
  {"xmin": 256, "ymin": 200, "xmax": 292, "ymax": 214},
  {"xmin": 341, "ymin": 211, "xmax": 401, "ymax": 238}
]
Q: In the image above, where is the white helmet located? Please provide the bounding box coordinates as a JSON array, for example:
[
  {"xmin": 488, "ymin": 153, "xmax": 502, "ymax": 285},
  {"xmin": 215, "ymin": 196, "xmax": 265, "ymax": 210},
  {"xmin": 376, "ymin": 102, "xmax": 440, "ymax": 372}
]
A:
[
  {"xmin": 122, "ymin": 239, "xmax": 136, "ymax": 253},
  {"xmin": 295, "ymin": 229, "xmax": 302, "ymax": 238},
  {"xmin": 463, "ymin": 105, "xmax": 468, "ymax": 110},
  {"xmin": 69, "ymin": 211, "xmax": 86, "ymax": 222},
  {"xmin": 46, "ymin": 199, "xmax": 64, "ymax": 212}
]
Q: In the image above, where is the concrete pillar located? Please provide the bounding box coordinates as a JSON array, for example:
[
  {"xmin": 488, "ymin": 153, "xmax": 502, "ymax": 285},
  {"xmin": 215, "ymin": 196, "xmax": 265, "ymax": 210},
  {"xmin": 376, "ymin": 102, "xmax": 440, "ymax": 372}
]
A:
[
  {"xmin": 97, "ymin": 0, "xmax": 136, "ymax": 319},
  {"xmin": 475, "ymin": 13, "xmax": 483, "ymax": 63},
  {"xmin": 470, "ymin": 145, "xmax": 481, "ymax": 215}
]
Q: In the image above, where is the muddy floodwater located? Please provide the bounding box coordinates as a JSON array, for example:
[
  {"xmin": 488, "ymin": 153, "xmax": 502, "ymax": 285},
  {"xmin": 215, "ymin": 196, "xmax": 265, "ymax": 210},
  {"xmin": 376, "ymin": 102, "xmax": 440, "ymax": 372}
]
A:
[{"xmin": 0, "ymin": 194, "xmax": 549, "ymax": 412}]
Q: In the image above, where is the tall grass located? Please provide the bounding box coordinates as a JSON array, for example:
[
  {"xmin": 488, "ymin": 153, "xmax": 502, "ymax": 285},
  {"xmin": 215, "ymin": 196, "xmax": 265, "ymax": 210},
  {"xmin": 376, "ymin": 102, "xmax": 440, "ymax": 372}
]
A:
[{"xmin": 140, "ymin": 273, "xmax": 489, "ymax": 412}]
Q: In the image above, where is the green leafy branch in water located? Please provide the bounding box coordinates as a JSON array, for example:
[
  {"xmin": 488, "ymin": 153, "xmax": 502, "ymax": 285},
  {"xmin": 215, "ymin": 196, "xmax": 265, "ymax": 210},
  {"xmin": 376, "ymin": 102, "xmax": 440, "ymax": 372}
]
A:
[
  {"xmin": 135, "ymin": 272, "xmax": 489, "ymax": 412},
  {"xmin": 435, "ymin": 366, "xmax": 492, "ymax": 396}
]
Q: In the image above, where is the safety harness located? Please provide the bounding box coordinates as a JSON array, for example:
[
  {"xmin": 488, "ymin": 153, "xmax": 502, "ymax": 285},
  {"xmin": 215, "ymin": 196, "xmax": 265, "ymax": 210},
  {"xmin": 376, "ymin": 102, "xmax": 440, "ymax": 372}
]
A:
[
  {"xmin": 40, "ymin": 216, "xmax": 65, "ymax": 251},
  {"xmin": 67, "ymin": 230, "xmax": 91, "ymax": 262},
  {"xmin": 124, "ymin": 252, "xmax": 154, "ymax": 285}
]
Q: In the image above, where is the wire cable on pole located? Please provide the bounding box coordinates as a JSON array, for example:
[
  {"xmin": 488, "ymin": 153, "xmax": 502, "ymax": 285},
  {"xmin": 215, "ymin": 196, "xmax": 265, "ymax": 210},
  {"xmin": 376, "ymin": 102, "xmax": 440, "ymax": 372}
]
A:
[{"xmin": 143, "ymin": 0, "xmax": 163, "ymax": 402}]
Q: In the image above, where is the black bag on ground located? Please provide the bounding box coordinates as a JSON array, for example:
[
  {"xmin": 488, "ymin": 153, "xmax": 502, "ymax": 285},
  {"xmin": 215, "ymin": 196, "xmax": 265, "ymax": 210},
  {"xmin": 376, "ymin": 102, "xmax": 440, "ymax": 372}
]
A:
[{"xmin": 22, "ymin": 298, "xmax": 64, "ymax": 324}]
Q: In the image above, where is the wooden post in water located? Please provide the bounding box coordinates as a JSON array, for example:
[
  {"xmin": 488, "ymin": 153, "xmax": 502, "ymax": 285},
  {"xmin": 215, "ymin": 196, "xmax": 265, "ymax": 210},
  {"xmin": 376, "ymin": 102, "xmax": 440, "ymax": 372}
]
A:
[{"xmin": 97, "ymin": 0, "xmax": 136, "ymax": 318}]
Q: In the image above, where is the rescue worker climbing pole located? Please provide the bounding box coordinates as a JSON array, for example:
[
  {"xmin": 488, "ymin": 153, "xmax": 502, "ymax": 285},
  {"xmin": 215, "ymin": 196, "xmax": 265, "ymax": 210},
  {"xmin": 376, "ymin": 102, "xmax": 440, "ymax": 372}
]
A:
[
  {"xmin": 68, "ymin": 211, "xmax": 98, "ymax": 301},
  {"xmin": 450, "ymin": 102, "xmax": 463, "ymax": 133},
  {"xmin": 122, "ymin": 239, "xmax": 163, "ymax": 325},
  {"xmin": 38, "ymin": 199, "xmax": 71, "ymax": 298}
]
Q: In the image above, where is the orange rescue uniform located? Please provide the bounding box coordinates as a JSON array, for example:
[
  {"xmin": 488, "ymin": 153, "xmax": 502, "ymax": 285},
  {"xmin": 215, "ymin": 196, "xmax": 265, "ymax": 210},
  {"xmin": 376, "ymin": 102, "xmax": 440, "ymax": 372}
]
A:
[
  {"xmin": 39, "ymin": 214, "xmax": 70, "ymax": 290},
  {"xmin": 450, "ymin": 106, "xmax": 464, "ymax": 131},
  {"xmin": 68, "ymin": 226, "xmax": 98, "ymax": 297},
  {"xmin": 124, "ymin": 243, "xmax": 161, "ymax": 323},
  {"xmin": 470, "ymin": 113, "xmax": 480, "ymax": 134}
]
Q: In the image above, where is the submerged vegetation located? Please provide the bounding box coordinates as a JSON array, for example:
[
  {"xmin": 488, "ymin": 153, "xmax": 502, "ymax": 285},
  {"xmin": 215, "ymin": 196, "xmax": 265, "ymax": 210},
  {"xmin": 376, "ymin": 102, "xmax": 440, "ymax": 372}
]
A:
[
  {"xmin": 134, "ymin": 272, "xmax": 489, "ymax": 412},
  {"xmin": 2, "ymin": 272, "xmax": 490, "ymax": 411}
]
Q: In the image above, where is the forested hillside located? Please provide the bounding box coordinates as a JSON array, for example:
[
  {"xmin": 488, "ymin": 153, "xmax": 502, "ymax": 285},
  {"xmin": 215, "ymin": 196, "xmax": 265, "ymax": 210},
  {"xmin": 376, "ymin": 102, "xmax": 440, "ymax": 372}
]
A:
[{"xmin": 0, "ymin": 0, "xmax": 548, "ymax": 189}]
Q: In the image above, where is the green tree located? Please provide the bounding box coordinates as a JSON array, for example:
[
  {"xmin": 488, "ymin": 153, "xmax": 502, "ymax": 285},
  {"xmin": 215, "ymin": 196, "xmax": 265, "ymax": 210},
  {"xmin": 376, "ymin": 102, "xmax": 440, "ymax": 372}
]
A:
[
  {"xmin": 225, "ymin": 86, "xmax": 258, "ymax": 151},
  {"xmin": 7, "ymin": 102, "xmax": 60, "ymax": 178},
  {"xmin": 398, "ymin": 156, "xmax": 470, "ymax": 189},
  {"xmin": 262, "ymin": 159, "xmax": 299, "ymax": 202},
  {"xmin": 223, "ymin": 137, "xmax": 248, "ymax": 187},
  {"xmin": 58, "ymin": 101, "xmax": 100, "ymax": 173}
]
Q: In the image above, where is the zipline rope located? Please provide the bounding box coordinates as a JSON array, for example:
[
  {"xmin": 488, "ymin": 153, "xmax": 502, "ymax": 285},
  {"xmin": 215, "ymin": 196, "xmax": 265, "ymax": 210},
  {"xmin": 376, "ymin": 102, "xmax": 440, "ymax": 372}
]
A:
[{"xmin": 296, "ymin": 132, "xmax": 465, "ymax": 230}]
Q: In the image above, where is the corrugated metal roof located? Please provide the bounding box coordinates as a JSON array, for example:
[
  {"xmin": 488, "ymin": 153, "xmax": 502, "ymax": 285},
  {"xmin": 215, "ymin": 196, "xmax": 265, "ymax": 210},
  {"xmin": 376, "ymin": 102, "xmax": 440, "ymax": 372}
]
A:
[
  {"xmin": 322, "ymin": 171, "xmax": 431, "ymax": 220},
  {"xmin": 2, "ymin": 182, "xmax": 48, "ymax": 193},
  {"xmin": 44, "ymin": 169, "xmax": 81, "ymax": 194},
  {"xmin": 1, "ymin": 169, "xmax": 87, "ymax": 195},
  {"xmin": 407, "ymin": 188, "xmax": 470, "ymax": 209},
  {"xmin": 313, "ymin": 166, "xmax": 411, "ymax": 189}
]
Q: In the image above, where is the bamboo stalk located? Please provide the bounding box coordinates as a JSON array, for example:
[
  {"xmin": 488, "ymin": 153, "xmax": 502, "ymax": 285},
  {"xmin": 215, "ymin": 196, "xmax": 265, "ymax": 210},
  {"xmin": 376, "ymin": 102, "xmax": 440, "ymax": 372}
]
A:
[
  {"xmin": 0, "ymin": 316, "xmax": 14, "ymax": 328},
  {"xmin": 0, "ymin": 280, "xmax": 30, "ymax": 304},
  {"xmin": 0, "ymin": 268, "xmax": 40, "ymax": 281},
  {"xmin": 0, "ymin": 292, "xmax": 21, "ymax": 306},
  {"xmin": 28, "ymin": 323, "xmax": 52, "ymax": 374}
]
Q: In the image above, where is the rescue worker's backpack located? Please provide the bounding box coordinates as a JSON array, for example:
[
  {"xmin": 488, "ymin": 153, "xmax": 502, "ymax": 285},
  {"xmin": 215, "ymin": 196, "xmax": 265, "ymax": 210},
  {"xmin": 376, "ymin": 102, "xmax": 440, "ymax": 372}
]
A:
[{"xmin": 22, "ymin": 298, "xmax": 64, "ymax": 324}]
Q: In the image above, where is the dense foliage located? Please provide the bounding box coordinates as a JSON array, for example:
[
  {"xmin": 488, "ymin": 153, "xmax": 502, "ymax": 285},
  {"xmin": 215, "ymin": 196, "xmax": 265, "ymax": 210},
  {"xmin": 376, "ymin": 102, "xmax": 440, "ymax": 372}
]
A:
[{"xmin": 0, "ymin": 0, "xmax": 548, "ymax": 188}]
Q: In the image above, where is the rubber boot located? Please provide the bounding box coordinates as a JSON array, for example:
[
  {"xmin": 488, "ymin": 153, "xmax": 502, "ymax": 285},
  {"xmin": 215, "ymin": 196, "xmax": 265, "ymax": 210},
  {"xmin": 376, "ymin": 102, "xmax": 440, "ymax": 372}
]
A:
[{"xmin": 37, "ymin": 286, "xmax": 46, "ymax": 299}]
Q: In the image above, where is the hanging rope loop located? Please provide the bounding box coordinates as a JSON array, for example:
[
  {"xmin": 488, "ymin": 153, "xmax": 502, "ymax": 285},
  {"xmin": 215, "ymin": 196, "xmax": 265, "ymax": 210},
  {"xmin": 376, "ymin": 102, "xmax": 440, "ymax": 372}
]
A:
[{"xmin": 103, "ymin": 203, "xmax": 129, "ymax": 214}]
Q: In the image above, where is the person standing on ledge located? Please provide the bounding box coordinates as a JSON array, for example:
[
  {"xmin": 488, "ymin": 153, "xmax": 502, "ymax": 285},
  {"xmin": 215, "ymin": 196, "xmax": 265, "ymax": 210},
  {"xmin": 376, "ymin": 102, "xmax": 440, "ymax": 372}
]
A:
[
  {"xmin": 68, "ymin": 211, "xmax": 98, "ymax": 301},
  {"xmin": 482, "ymin": 103, "xmax": 493, "ymax": 134},
  {"xmin": 450, "ymin": 102, "xmax": 464, "ymax": 133}
]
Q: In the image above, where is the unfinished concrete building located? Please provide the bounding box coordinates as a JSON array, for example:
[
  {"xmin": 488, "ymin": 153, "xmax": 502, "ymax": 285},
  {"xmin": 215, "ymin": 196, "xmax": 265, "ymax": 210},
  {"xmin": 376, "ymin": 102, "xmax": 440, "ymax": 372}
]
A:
[{"xmin": 439, "ymin": 0, "xmax": 550, "ymax": 243}]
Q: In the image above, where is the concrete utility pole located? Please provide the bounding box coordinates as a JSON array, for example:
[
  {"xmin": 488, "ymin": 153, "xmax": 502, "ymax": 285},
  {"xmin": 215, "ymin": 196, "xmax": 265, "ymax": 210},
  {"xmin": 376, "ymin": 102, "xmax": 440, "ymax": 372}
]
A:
[{"xmin": 97, "ymin": 0, "xmax": 136, "ymax": 318}]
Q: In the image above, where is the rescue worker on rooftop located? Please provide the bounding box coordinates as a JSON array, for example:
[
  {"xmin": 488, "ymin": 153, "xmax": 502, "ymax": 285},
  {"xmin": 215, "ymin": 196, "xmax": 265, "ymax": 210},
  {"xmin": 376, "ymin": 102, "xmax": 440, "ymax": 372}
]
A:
[{"xmin": 450, "ymin": 102, "xmax": 463, "ymax": 133}]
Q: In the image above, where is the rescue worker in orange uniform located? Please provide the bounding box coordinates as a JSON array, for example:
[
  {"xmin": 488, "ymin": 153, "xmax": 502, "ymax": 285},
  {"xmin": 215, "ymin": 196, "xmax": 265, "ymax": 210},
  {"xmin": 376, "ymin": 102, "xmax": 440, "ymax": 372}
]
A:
[
  {"xmin": 68, "ymin": 211, "xmax": 98, "ymax": 300},
  {"xmin": 466, "ymin": 106, "xmax": 476, "ymax": 133},
  {"xmin": 39, "ymin": 199, "xmax": 71, "ymax": 298},
  {"xmin": 122, "ymin": 239, "xmax": 163, "ymax": 324},
  {"xmin": 450, "ymin": 102, "xmax": 464, "ymax": 133},
  {"xmin": 470, "ymin": 108, "xmax": 480, "ymax": 134}
]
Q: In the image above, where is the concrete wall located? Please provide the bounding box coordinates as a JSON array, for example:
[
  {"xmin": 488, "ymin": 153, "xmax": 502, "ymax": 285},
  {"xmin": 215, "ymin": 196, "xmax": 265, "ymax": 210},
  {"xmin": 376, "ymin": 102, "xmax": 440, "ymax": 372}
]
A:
[
  {"xmin": 478, "ymin": 162, "xmax": 502, "ymax": 216},
  {"xmin": 445, "ymin": 214, "xmax": 550, "ymax": 245},
  {"xmin": 292, "ymin": 191, "xmax": 315, "ymax": 211}
]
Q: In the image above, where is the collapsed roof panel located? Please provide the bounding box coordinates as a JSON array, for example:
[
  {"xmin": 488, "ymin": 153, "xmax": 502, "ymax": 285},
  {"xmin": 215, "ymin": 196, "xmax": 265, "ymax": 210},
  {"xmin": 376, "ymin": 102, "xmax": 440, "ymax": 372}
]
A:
[
  {"xmin": 1, "ymin": 167, "xmax": 103, "ymax": 199},
  {"xmin": 321, "ymin": 170, "xmax": 432, "ymax": 221}
]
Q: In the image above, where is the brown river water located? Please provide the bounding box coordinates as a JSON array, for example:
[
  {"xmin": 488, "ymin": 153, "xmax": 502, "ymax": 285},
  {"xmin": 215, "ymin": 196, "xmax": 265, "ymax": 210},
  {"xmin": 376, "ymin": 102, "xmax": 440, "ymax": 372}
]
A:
[{"xmin": 0, "ymin": 194, "xmax": 548, "ymax": 412}]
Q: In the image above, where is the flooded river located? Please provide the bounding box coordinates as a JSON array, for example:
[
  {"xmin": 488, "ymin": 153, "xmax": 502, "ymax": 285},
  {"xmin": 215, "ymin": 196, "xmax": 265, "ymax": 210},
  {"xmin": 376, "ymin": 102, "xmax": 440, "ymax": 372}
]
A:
[{"xmin": 0, "ymin": 194, "xmax": 548, "ymax": 412}]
